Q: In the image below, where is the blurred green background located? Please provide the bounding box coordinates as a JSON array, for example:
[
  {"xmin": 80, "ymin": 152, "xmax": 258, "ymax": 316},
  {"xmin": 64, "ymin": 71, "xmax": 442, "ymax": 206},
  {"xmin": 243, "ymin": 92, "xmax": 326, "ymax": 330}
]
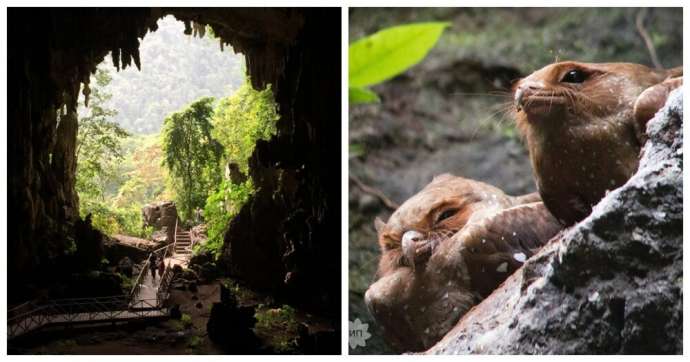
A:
[{"xmin": 348, "ymin": 7, "xmax": 682, "ymax": 354}]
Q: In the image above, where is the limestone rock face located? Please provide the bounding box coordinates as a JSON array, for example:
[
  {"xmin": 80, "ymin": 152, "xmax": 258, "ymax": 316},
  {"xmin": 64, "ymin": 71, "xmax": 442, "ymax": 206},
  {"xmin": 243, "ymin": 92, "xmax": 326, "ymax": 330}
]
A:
[
  {"xmin": 142, "ymin": 200, "xmax": 179, "ymax": 242},
  {"xmin": 426, "ymin": 90, "xmax": 683, "ymax": 355},
  {"xmin": 219, "ymin": 10, "xmax": 341, "ymax": 318}
]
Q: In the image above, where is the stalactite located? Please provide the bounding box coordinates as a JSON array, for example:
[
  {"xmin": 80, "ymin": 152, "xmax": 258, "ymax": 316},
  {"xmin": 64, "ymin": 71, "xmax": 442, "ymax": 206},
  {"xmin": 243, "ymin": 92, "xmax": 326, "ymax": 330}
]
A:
[
  {"xmin": 121, "ymin": 46, "xmax": 131, "ymax": 69},
  {"xmin": 192, "ymin": 21, "xmax": 205, "ymax": 38},
  {"xmin": 82, "ymin": 80, "xmax": 91, "ymax": 108},
  {"xmin": 132, "ymin": 46, "xmax": 141, "ymax": 71},
  {"xmin": 111, "ymin": 47, "xmax": 120, "ymax": 71}
]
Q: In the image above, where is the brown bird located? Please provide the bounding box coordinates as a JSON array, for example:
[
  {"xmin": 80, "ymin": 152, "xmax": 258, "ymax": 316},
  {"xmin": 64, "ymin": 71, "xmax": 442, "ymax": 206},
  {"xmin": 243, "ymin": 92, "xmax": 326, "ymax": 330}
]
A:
[
  {"xmin": 513, "ymin": 61, "xmax": 681, "ymax": 225},
  {"xmin": 365, "ymin": 174, "xmax": 561, "ymax": 351}
]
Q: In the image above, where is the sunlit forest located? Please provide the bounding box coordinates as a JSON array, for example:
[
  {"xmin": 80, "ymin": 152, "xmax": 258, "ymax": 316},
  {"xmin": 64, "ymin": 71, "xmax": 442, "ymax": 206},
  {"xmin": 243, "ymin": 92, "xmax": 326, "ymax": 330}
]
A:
[
  {"xmin": 87, "ymin": 16, "xmax": 245, "ymax": 135},
  {"xmin": 74, "ymin": 15, "xmax": 277, "ymax": 257}
]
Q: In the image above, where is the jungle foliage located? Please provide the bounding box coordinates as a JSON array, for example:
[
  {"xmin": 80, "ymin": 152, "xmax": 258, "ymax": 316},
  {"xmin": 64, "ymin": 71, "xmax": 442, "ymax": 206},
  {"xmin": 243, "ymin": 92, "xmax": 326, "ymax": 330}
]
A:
[
  {"xmin": 161, "ymin": 97, "xmax": 223, "ymax": 221},
  {"xmin": 76, "ymin": 72, "xmax": 174, "ymax": 238},
  {"xmin": 76, "ymin": 68, "xmax": 145, "ymax": 237},
  {"xmin": 199, "ymin": 81, "xmax": 279, "ymax": 257},
  {"xmin": 102, "ymin": 16, "xmax": 245, "ymax": 134},
  {"xmin": 75, "ymin": 18, "xmax": 276, "ymax": 252}
]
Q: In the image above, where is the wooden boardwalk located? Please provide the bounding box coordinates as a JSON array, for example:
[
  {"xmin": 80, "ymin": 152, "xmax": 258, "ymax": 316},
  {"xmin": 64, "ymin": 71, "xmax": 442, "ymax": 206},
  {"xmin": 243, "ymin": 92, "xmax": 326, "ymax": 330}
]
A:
[{"xmin": 8, "ymin": 226, "xmax": 196, "ymax": 340}]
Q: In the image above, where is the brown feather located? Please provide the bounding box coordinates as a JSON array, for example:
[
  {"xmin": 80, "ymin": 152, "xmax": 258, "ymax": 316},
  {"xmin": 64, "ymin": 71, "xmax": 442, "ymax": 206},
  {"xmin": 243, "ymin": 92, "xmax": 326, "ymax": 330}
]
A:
[
  {"xmin": 513, "ymin": 61, "xmax": 676, "ymax": 225},
  {"xmin": 366, "ymin": 175, "xmax": 563, "ymax": 352}
]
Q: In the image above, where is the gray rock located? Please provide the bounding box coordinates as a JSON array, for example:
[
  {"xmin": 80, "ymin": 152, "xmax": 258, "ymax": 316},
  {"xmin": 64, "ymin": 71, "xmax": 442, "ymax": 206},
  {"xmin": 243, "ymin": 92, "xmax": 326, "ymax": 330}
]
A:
[
  {"xmin": 142, "ymin": 201, "xmax": 179, "ymax": 242},
  {"xmin": 426, "ymin": 90, "xmax": 682, "ymax": 354}
]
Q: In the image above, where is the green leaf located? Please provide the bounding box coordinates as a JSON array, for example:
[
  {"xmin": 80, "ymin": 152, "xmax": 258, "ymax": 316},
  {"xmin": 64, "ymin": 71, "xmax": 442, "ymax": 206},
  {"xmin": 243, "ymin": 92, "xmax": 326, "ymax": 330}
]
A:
[
  {"xmin": 349, "ymin": 22, "xmax": 450, "ymax": 88},
  {"xmin": 349, "ymin": 87, "xmax": 380, "ymax": 104}
]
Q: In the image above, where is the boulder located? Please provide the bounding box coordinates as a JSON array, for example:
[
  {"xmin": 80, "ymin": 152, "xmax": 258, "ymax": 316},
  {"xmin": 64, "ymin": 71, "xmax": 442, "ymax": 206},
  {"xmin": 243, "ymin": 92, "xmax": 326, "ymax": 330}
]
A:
[
  {"xmin": 426, "ymin": 90, "xmax": 683, "ymax": 354},
  {"xmin": 142, "ymin": 201, "xmax": 178, "ymax": 241},
  {"xmin": 207, "ymin": 283, "xmax": 261, "ymax": 353},
  {"xmin": 104, "ymin": 234, "xmax": 154, "ymax": 265}
]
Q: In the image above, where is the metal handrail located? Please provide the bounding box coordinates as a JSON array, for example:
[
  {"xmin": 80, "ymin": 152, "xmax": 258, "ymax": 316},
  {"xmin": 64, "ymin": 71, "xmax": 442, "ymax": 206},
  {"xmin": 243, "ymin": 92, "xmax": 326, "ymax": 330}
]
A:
[
  {"xmin": 173, "ymin": 218, "xmax": 178, "ymax": 258},
  {"xmin": 8, "ymin": 295, "xmax": 170, "ymax": 339},
  {"xmin": 9, "ymin": 220, "xmax": 190, "ymax": 340},
  {"xmin": 129, "ymin": 227, "xmax": 176, "ymax": 300}
]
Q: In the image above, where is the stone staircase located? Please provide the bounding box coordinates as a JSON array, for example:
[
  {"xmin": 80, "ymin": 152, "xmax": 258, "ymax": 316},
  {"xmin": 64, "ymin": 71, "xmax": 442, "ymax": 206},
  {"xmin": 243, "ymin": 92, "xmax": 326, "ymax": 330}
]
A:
[{"xmin": 175, "ymin": 230, "xmax": 192, "ymax": 255}]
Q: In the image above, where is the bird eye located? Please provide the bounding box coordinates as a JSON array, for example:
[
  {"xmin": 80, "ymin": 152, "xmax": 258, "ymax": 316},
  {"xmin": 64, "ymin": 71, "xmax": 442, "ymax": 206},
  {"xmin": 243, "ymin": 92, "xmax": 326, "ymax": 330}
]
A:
[
  {"xmin": 561, "ymin": 69, "xmax": 587, "ymax": 83},
  {"xmin": 436, "ymin": 208, "xmax": 459, "ymax": 223}
]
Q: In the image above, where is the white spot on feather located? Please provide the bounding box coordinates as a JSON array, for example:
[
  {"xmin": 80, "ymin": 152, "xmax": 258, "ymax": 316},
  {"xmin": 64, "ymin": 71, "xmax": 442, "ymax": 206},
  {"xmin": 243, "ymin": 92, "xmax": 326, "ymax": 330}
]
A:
[
  {"xmin": 496, "ymin": 262, "xmax": 508, "ymax": 273},
  {"xmin": 513, "ymin": 253, "xmax": 527, "ymax": 263}
]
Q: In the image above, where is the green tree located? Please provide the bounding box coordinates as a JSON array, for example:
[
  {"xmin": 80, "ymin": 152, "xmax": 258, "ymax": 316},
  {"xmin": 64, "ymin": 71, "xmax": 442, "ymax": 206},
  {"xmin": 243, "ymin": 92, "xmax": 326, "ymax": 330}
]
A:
[
  {"xmin": 212, "ymin": 82, "xmax": 279, "ymax": 173},
  {"xmin": 162, "ymin": 97, "xmax": 223, "ymax": 221},
  {"xmin": 76, "ymin": 68, "xmax": 130, "ymax": 234},
  {"xmin": 76, "ymin": 69, "xmax": 130, "ymax": 199}
]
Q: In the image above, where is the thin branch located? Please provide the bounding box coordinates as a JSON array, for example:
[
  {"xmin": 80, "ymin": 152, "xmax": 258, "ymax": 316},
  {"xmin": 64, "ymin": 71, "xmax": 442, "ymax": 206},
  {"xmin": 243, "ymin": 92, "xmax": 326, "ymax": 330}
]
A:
[
  {"xmin": 349, "ymin": 174, "xmax": 399, "ymax": 211},
  {"xmin": 636, "ymin": 8, "xmax": 663, "ymax": 70}
]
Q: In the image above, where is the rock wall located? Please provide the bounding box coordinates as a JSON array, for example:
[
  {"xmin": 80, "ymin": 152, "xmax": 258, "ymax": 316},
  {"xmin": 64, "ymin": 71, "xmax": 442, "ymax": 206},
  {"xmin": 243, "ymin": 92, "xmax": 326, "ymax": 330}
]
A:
[
  {"xmin": 8, "ymin": 8, "xmax": 157, "ymax": 296},
  {"xmin": 8, "ymin": 9, "xmax": 341, "ymax": 322},
  {"xmin": 219, "ymin": 9, "xmax": 342, "ymax": 316},
  {"xmin": 426, "ymin": 90, "xmax": 682, "ymax": 354}
]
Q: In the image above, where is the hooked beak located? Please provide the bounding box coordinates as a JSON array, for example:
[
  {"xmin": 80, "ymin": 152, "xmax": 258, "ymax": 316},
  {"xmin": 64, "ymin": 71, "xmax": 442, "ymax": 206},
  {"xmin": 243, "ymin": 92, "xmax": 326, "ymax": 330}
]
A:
[
  {"xmin": 515, "ymin": 87, "xmax": 525, "ymax": 112},
  {"xmin": 401, "ymin": 230, "xmax": 437, "ymax": 271},
  {"xmin": 401, "ymin": 230, "xmax": 423, "ymax": 270}
]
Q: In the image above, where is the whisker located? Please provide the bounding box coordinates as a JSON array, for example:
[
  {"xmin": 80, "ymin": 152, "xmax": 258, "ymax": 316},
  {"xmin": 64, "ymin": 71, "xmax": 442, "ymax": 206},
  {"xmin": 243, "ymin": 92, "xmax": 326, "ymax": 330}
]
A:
[{"xmin": 547, "ymin": 90, "xmax": 554, "ymax": 113}]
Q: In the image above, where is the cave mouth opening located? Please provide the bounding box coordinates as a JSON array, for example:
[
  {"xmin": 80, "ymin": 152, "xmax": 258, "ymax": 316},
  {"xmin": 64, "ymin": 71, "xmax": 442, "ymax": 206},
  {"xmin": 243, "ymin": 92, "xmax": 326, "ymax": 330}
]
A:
[
  {"xmin": 24, "ymin": 13, "xmax": 285, "ymax": 314},
  {"xmin": 72, "ymin": 14, "xmax": 268, "ymax": 245},
  {"xmin": 10, "ymin": 9, "xmax": 279, "ymax": 305}
]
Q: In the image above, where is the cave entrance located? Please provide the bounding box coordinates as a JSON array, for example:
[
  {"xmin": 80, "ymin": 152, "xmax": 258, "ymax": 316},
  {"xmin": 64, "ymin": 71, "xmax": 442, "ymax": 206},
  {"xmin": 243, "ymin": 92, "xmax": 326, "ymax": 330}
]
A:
[{"xmin": 74, "ymin": 14, "xmax": 267, "ymax": 247}]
